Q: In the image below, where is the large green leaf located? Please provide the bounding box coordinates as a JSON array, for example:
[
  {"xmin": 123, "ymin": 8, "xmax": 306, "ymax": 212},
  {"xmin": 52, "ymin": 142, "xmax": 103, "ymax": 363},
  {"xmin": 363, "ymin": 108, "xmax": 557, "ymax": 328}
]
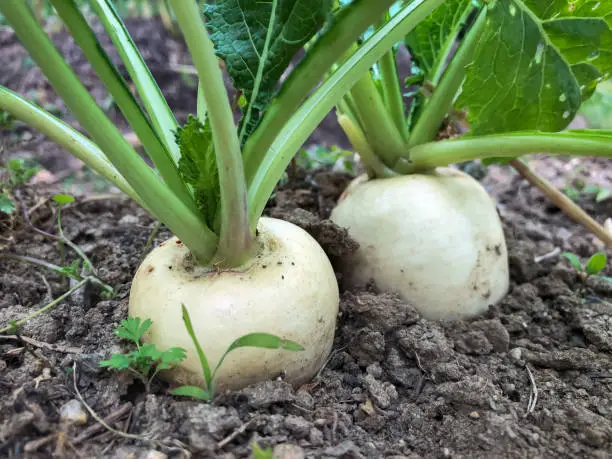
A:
[
  {"xmin": 404, "ymin": 0, "xmax": 472, "ymax": 79},
  {"xmin": 459, "ymin": 0, "xmax": 612, "ymax": 135},
  {"xmin": 205, "ymin": 0, "xmax": 331, "ymax": 139}
]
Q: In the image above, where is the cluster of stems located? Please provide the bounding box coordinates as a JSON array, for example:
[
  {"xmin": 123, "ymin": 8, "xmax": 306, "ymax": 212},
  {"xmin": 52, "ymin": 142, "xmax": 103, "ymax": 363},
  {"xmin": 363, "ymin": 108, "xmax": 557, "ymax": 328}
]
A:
[{"xmin": 1, "ymin": 0, "xmax": 611, "ymax": 270}]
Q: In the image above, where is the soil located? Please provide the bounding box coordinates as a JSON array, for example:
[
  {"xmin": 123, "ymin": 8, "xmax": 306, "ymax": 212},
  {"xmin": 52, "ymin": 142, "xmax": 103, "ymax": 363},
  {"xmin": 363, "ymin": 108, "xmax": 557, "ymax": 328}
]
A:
[{"xmin": 2, "ymin": 17, "xmax": 612, "ymax": 459}]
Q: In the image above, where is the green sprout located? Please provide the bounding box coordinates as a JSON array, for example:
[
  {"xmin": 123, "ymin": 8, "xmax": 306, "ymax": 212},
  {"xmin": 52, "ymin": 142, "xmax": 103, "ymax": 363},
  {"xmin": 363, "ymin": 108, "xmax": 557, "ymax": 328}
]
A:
[
  {"xmin": 0, "ymin": 158, "xmax": 39, "ymax": 215},
  {"xmin": 562, "ymin": 251, "xmax": 611, "ymax": 285},
  {"xmin": 251, "ymin": 442, "xmax": 274, "ymax": 459},
  {"xmin": 100, "ymin": 317, "xmax": 187, "ymax": 392},
  {"xmin": 170, "ymin": 304, "xmax": 304, "ymax": 401}
]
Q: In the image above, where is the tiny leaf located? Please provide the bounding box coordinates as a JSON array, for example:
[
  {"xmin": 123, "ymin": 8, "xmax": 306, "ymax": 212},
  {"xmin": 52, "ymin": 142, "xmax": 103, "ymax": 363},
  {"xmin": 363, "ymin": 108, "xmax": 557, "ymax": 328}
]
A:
[
  {"xmin": 596, "ymin": 188, "xmax": 611, "ymax": 202},
  {"xmin": 0, "ymin": 193, "xmax": 16, "ymax": 214},
  {"xmin": 139, "ymin": 343, "xmax": 163, "ymax": 361},
  {"xmin": 226, "ymin": 332, "xmax": 305, "ymax": 353},
  {"xmin": 158, "ymin": 347, "xmax": 187, "ymax": 370},
  {"xmin": 252, "ymin": 442, "xmax": 274, "ymax": 459},
  {"xmin": 562, "ymin": 252, "xmax": 583, "ymax": 272},
  {"xmin": 115, "ymin": 317, "xmax": 152, "ymax": 343},
  {"xmin": 8, "ymin": 159, "xmax": 39, "ymax": 185},
  {"xmin": 171, "ymin": 385, "xmax": 211, "ymax": 401},
  {"xmin": 212, "ymin": 332, "xmax": 304, "ymax": 386},
  {"xmin": 585, "ymin": 252, "xmax": 607, "ymax": 276},
  {"xmin": 100, "ymin": 354, "xmax": 132, "ymax": 370},
  {"xmin": 52, "ymin": 194, "xmax": 75, "ymax": 206},
  {"xmin": 593, "ymin": 275, "xmax": 612, "ymax": 283},
  {"xmin": 59, "ymin": 260, "xmax": 82, "ymax": 279}
]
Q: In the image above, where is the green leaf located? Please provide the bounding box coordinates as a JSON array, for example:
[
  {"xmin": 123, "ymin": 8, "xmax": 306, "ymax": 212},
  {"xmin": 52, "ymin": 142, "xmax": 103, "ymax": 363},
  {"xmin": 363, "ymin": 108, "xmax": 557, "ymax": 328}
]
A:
[
  {"xmin": 181, "ymin": 304, "xmax": 213, "ymax": 391},
  {"xmin": 593, "ymin": 275, "xmax": 612, "ymax": 283},
  {"xmin": 139, "ymin": 343, "xmax": 163, "ymax": 361},
  {"xmin": 596, "ymin": 188, "xmax": 611, "ymax": 202},
  {"xmin": 8, "ymin": 158, "xmax": 39, "ymax": 185},
  {"xmin": 158, "ymin": 347, "xmax": 187, "ymax": 370},
  {"xmin": 580, "ymin": 79, "xmax": 612, "ymax": 128},
  {"xmin": 52, "ymin": 193, "xmax": 75, "ymax": 206},
  {"xmin": 563, "ymin": 186, "xmax": 581, "ymax": 201},
  {"xmin": 100, "ymin": 353, "xmax": 132, "ymax": 370},
  {"xmin": 252, "ymin": 442, "xmax": 274, "ymax": 459},
  {"xmin": 459, "ymin": 0, "xmax": 612, "ymax": 135},
  {"xmin": 211, "ymin": 332, "xmax": 304, "ymax": 388},
  {"xmin": 115, "ymin": 317, "xmax": 152, "ymax": 343},
  {"xmin": 0, "ymin": 193, "xmax": 16, "ymax": 214},
  {"xmin": 522, "ymin": 0, "xmax": 612, "ymax": 84},
  {"xmin": 562, "ymin": 252, "xmax": 584, "ymax": 272},
  {"xmin": 205, "ymin": 0, "xmax": 332, "ymax": 138},
  {"xmin": 58, "ymin": 260, "xmax": 82, "ymax": 279},
  {"xmin": 176, "ymin": 116, "xmax": 219, "ymax": 230},
  {"xmin": 405, "ymin": 0, "xmax": 472, "ymax": 78},
  {"xmin": 404, "ymin": 0, "xmax": 473, "ymax": 131},
  {"xmin": 585, "ymin": 252, "xmax": 607, "ymax": 275},
  {"xmin": 226, "ymin": 332, "xmax": 305, "ymax": 353},
  {"xmin": 170, "ymin": 385, "xmax": 211, "ymax": 401}
]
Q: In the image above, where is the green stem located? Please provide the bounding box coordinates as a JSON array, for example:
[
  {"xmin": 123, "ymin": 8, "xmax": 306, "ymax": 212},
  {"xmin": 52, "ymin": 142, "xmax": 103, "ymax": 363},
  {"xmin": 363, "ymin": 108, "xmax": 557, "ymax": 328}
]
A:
[
  {"xmin": 428, "ymin": 3, "xmax": 475, "ymax": 85},
  {"xmin": 50, "ymin": 0, "xmax": 198, "ymax": 216},
  {"xmin": 407, "ymin": 8, "xmax": 485, "ymax": 148},
  {"xmin": 242, "ymin": 0, "xmax": 398, "ymax": 185},
  {"xmin": 348, "ymin": 71, "xmax": 406, "ymax": 167},
  {"xmin": 56, "ymin": 206, "xmax": 95, "ymax": 274},
  {"xmin": 0, "ymin": 278, "xmax": 89, "ymax": 334},
  {"xmin": 0, "ymin": 86, "xmax": 142, "ymax": 206},
  {"xmin": 0, "ymin": 1, "xmax": 217, "ymax": 263},
  {"xmin": 376, "ymin": 15, "xmax": 406, "ymax": 140},
  {"xmin": 0, "ymin": 253, "xmax": 114, "ymax": 296},
  {"xmin": 402, "ymin": 133, "xmax": 612, "ymax": 171},
  {"xmin": 247, "ymin": 0, "xmax": 446, "ymax": 229},
  {"xmin": 170, "ymin": 0, "xmax": 251, "ymax": 267},
  {"xmin": 0, "ymin": 253, "xmax": 80, "ymax": 281},
  {"xmin": 336, "ymin": 113, "xmax": 396, "ymax": 178},
  {"xmin": 58, "ymin": 207, "xmax": 66, "ymax": 269},
  {"xmin": 90, "ymin": 0, "xmax": 181, "ymax": 164}
]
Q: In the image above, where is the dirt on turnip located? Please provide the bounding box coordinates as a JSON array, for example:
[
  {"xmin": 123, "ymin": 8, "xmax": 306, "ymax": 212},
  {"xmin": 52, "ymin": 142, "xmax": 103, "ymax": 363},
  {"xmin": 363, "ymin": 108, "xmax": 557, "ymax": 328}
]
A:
[{"xmin": 1, "ymin": 17, "xmax": 612, "ymax": 459}]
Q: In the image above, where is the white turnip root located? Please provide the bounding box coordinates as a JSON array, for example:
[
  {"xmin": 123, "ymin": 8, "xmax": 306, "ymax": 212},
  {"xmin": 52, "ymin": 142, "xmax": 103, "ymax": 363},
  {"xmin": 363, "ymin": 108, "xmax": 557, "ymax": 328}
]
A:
[
  {"xmin": 129, "ymin": 217, "xmax": 339, "ymax": 391},
  {"xmin": 330, "ymin": 167, "xmax": 509, "ymax": 320}
]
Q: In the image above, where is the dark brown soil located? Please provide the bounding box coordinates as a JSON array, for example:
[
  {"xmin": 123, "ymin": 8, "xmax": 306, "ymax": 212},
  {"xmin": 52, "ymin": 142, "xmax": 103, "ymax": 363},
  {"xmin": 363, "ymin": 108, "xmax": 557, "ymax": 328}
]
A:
[{"xmin": 2, "ymin": 17, "xmax": 612, "ymax": 459}]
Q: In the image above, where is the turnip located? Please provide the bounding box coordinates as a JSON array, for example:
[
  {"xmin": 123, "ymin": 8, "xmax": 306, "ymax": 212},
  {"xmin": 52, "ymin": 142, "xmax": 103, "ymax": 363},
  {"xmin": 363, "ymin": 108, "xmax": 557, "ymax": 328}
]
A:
[
  {"xmin": 130, "ymin": 218, "xmax": 338, "ymax": 390},
  {"xmin": 329, "ymin": 0, "xmax": 612, "ymax": 319},
  {"xmin": 0, "ymin": 0, "xmax": 450, "ymax": 391},
  {"xmin": 331, "ymin": 168, "xmax": 509, "ymax": 320}
]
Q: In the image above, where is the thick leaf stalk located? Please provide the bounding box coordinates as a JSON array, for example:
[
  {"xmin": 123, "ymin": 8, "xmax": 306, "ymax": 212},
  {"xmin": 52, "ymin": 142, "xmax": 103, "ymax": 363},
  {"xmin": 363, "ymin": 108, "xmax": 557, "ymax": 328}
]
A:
[
  {"xmin": 170, "ymin": 0, "xmax": 252, "ymax": 267},
  {"xmin": 0, "ymin": 0, "xmax": 218, "ymax": 263}
]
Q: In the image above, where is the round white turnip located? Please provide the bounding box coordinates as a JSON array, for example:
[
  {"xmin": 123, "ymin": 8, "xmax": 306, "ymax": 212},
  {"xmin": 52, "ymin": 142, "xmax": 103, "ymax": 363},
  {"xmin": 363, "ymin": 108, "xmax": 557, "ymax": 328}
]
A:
[
  {"xmin": 129, "ymin": 217, "xmax": 339, "ymax": 391},
  {"xmin": 330, "ymin": 167, "xmax": 509, "ymax": 320}
]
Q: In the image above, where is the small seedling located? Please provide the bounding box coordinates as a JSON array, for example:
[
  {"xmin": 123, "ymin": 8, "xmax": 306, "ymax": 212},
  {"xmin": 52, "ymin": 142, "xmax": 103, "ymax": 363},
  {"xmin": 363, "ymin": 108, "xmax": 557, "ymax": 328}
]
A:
[
  {"xmin": 0, "ymin": 158, "xmax": 39, "ymax": 215},
  {"xmin": 562, "ymin": 251, "xmax": 611, "ymax": 285},
  {"xmin": 100, "ymin": 317, "xmax": 187, "ymax": 392},
  {"xmin": 251, "ymin": 442, "xmax": 274, "ymax": 459},
  {"xmin": 564, "ymin": 181, "xmax": 611, "ymax": 203},
  {"xmin": 171, "ymin": 304, "xmax": 304, "ymax": 401}
]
